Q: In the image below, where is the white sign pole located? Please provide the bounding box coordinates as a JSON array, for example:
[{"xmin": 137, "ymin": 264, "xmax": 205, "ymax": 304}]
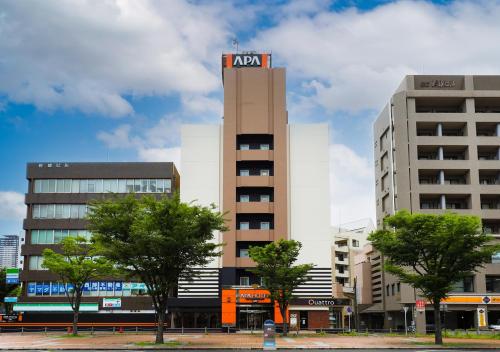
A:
[{"xmin": 403, "ymin": 306, "xmax": 409, "ymax": 336}]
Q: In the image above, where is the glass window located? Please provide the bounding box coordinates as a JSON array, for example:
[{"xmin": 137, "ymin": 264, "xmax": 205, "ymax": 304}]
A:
[
  {"xmin": 31, "ymin": 230, "xmax": 39, "ymax": 244},
  {"xmin": 118, "ymin": 179, "xmax": 127, "ymax": 193},
  {"xmin": 80, "ymin": 179, "xmax": 88, "ymax": 193},
  {"xmin": 70, "ymin": 204, "xmax": 79, "ymax": 219},
  {"xmin": 240, "ymin": 170, "xmax": 250, "ymax": 176},
  {"xmin": 103, "ymin": 180, "xmax": 112, "ymax": 192},
  {"xmin": 41, "ymin": 180, "xmax": 49, "ymax": 193},
  {"xmin": 78, "ymin": 205, "xmax": 87, "ymax": 218},
  {"xmin": 141, "ymin": 179, "xmax": 148, "ymax": 193},
  {"xmin": 260, "ymin": 169, "xmax": 270, "ymax": 176},
  {"xmin": 72, "ymin": 180, "xmax": 80, "ymax": 193},
  {"xmin": 29, "ymin": 256, "xmax": 44, "ymax": 270},
  {"xmin": 55, "ymin": 204, "xmax": 63, "ymax": 219},
  {"xmin": 46, "ymin": 230, "xmax": 54, "ymax": 243},
  {"xmin": 150, "ymin": 179, "xmax": 156, "ymax": 192},
  {"xmin": 54, "ymin": 230, "xmax": 64, "ymax": 243},
  {"xmin": 48, "ymin": 179, "xmax": 56, "ymax": 192},
  {"xmin": 240, "ymin": 222, "xmax": 250, "ymax": 230},
  {"xmin": 240, "ymin": 144, "xmax": 250, "ymax": 150},
  {"xmin": 95, "ymin": 179, "xmax": 103, "ymax": 193},
  {"xmin": 164, "ymin": 179, "xmax": 172, "ymax": 192},
  {"xmin": 239, "ymin": 249, "xmax": 249, "ymax": 257},
  {"xmin": 56, "ymin": 179, "xmax": 65, "ymax": 193},
  {"xmin": 260, "ymin": 222, "xmax": 270, "ymax": 230},
  {"xmin": 352, "ymin": 240, "xmax": 359, "ymax": 247},
  {"xmin": 156, "ymin": 179, "xmax": 164, "ymax": 193},
  {"xmin": 46, "ymin": 204, "xmax": 55, "ymax": 218},
  {"xmin": 260, "ymin": 195, "xmax": 270, "ymax": 202},
  {"xmin": 34, "ymin": 180, "xmax": 42, "ymax": 193},
  {"xmin": 109, "ymin": 179, "xmax": 118, "ymax": 193},
  {"xmin": 486, "ymin": 276, "xmax": 500, "ymax": 293},
  {"xmin": 87, "ymin": 180, "xmax": 96, "ymax": 193},
  {"xmin": 493, "ymin": 252, "xmax": 500, "ymax": 264},
  {"xmin": 33, "ymin": 205, "xmax": 40, "ymax": 219},
  {"xmin": 240, "ymin": 195, "xmax": 250, "ymax": 202},
  {"xmin": 134, "ymin": 180, "xmax": 141, "ymax": 192},
  {"xmin": 239, "ymin": 277, "xmax": 250, "ymax": 286},
  {"xmin": 126, "ymin": 179, "xmax": 134, "ymax": 192},
  {"xmin": 260, "ymin": 144, "xmax": 270, "ymax": 150},
  {"xmin": 64, "ymin": 179, "xmax": 72, "ymax": 193},
  {"xmin": 63, "ymin": 204, "xmax": 71, "ymax": 218}
]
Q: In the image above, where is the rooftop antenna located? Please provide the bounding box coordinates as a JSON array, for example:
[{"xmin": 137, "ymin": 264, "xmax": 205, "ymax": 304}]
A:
[{"xmin": 232, "ymin": 38, "xmax": 239, "ymax": 53}]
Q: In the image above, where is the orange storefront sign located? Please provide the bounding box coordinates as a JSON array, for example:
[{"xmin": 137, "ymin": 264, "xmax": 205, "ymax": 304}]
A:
[
  {"xmin": 221, "ymin": 288, "xmax": 288, "ymax": 326},
  {"xmin": 440, "ymin": 295, "xmax": 500, "ymax": 304}
]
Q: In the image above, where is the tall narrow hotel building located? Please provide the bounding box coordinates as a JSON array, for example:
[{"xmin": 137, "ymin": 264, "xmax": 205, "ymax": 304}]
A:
[{"xmin": 182, "ymin": 53, "xmax": 336, "ymax": 330}]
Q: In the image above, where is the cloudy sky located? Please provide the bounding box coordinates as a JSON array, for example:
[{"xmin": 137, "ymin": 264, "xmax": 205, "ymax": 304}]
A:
[{"xmin": 1, "ymin": 0, "xmax": 500, "ymax": 236}]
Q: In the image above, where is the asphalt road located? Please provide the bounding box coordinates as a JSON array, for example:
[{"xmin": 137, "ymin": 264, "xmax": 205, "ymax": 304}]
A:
[{"xmin": 1, "ymin": 349, "xmax": 497, "ymax": 352}]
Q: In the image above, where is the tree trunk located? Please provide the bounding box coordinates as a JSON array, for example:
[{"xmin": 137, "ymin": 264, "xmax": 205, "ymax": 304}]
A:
[
  {"xmin": 155, "ymin": 309, "xmax": 166, "ymax": 344},
  {"xmin": 433, "ymin": 300, "xmax": 442, "ymax": 345},
  {"xmin": 72, "ymin": 294, "xmax": 81, "ymax": 336},
  {"xmin": 280, "ymin": 305, "xmax": 288, "ymax": 337}
]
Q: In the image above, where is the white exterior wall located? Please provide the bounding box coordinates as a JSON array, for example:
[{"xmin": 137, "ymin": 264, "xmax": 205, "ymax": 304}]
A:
[
  {"xmin": 181, "ymin": 124, "xmax": 222, "ymax": 269},
  {"xmin": 288, "ymin": 124, "xmax": 332, "ymax": 267}
]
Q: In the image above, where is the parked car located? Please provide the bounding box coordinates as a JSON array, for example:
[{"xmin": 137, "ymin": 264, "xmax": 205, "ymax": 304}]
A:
[{"xmin": 489, "ymin": 323, "xmax": 500, "ymax": 331}]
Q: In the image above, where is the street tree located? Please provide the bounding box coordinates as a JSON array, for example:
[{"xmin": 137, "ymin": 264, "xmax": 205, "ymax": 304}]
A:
[
  {"xmin": 249, "ymin": 239, "xmax": 313, "ymax": 336},
  {"xmin": 0, "ymin": 268, "xmax": 21, "ymax": 314},
  {"xmin": 42, "ymin": 236, "xmax": 114, "ymax": 335},
  {"xmin": 368, "ymin": 210, "xmax": 500, "ymax": 345},
  {"xmin": 87, "ymin": 194, "xmax": 227, "ymax": 344}
]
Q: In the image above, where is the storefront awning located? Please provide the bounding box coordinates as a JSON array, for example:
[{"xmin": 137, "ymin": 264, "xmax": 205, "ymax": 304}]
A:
[{"xmin": 13, "ymin": 303, "xmax": 99, "ymax": 312}]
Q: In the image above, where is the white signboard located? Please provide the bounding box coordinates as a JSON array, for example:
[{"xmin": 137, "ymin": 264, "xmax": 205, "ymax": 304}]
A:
[{"xmin": 103, "ymin": 298, "xmax": 121, "ymax": 308}]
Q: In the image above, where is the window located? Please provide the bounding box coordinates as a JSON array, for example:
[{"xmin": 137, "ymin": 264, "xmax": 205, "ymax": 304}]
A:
[
  {"xmin": 240, "ymin": 195, "xmax": 250, "ymax": 202},
  {"xmin": 34, "ymin": 180, "xmax": 42, "ymax": 193},
  {"xmin": 451, "ymin": 276, "xmax": 474, "ymax": 293},
  {"xmin": 239, "ymin": 277, "xmax": 250, "ymax": 286},
  {"xmin": 486, "ymin": 276, "xmax": 500, "ymax": 293},
  {"xmin": 397, "ymin": 282, "xmax": 401, "ymax": 292},
  {"xmin": 239, "ymin": 249, "xmax": 249, "ymax": 257},
  {"xmin": 240, "ymin": 170, "xmax": 250, "ymax": 176},
  {"xmin": 260, "ymin": 195, "xmax": 270, "ymax": 202},
  {"xmin": 386, "ymin": 285, "xmax": 390, "ymax": 296},
  {"xmin": 260, "ymin": 144, "xmax": 270, "ymax": 150},
  {"xmin": 260, "ymin": 169, "xmax": 270, "ymax": 176},
  {"xmin": 352, "ymin": 239, "xmax": 359, "ymax": 247},
  {"xmin": 391, "ymin": 284, "xmax": 395, "ymax": 295},
  {"xmin": 260, "ymin": 222, "xmax": 270, "ymax": 230},
  {"xmin": 239, "ymin": 222, "xmax": 250, "ymax": 230},
  {"xmin": 260, "ymin": 277, "xmax": 265, "ymax": 287},
  {"xmin": 240, "ymin": 144, "xmax": 250, "ymax": 150},
  {"xmin": 29, "ymin": 256, "xmax": 45, "ymax": 270}
]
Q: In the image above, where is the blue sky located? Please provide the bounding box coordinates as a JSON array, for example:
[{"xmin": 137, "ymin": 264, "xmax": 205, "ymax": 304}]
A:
[{"xmin": 1, "ymin": 0, "xmax": 500, "ymax": 236}]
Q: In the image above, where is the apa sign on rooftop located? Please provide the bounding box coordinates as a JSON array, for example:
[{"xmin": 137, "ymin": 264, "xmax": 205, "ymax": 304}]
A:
[{"xmin": 223, "ymin": 53, "xmax": 271, "ymax": 68}]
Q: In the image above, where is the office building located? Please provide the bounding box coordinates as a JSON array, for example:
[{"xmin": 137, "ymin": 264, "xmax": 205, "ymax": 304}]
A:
[
  {"xmin": 181, "ymin": 53, "xmax": 337, "ymax": 330},
  {"xmin": 370, "ymin": 75, "xmax": 500, "ymax": 331},
  {"xmin": 15, "ymin": 162, "xmax": 184, "ymax": 325},
  {"xmin": 0, "ymin": 235, "xmax": 20, "ymax": 269}
]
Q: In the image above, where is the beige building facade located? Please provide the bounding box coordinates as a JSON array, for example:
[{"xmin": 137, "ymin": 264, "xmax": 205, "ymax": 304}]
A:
[{"xmin": 369, "ymin": 75, "xmax": 500, "ymax": 331}]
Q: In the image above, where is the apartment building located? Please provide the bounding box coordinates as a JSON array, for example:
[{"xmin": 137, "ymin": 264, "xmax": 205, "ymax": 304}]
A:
[
  {"xmin": 181, "ymin": 53, "xmax": 336, "ymax": 330},
  {"xmin": 15, "ymin": 162, "xmax": 190, "ymax": 325},
  {"xmin": 331, "ymin": 219, "xmax": 373, "ymax": 329},
  {"xmin": 0, "ymin": 235, "xmax": 20, "ymax": 269},
  {"xmin": 371, "ymin": 75, "xmax": 500, "ymax": 331}
]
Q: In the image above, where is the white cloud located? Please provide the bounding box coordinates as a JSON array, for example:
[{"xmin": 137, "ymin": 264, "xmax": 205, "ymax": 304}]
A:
[
  {"xmin": 329, "ymin": 144, "xmax": 375, "ymax": 225},
  {"xmin": 0, "ymin": 0, "xmax": 239, "ymax": 117},
  {"xmin": 138, "ymin": 147, "xmax": 181, "ymax": 170},
  {"xmin": 251, "ymin": 0, "xmax": 500, "ymax": 113},
  {"xmin": 0, "ymin": 192, "xmax": 25, "ymax": 221}
]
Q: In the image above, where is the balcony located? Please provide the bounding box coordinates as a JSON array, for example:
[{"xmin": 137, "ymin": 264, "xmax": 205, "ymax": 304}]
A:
[
  {"xmin": 476, "ymin": 122, "xmax": 499, "ymax": 137},
  {"xmin": 481, "ymin": 195, "xmax": 500, "ymax": 210},
  {"xmin": 237, "ymin": 202, "xmax": 274, "ymax": 213},
  {"xmin": 237, "ymin": 149, "xmax": 274, "ymax": 161},
  {"xmin": 236, "ymin": 257, "xmax": 256, "ymax": 268},
  {"xmin": 334, "ymin": 245, "xmax": 349, "ymax": 252},
  {"xmin": 237, "ymin": 176, "xmax": 274, "ymax": 187},
  {"xmin": 335, "ymin": 257, "xmax": 349, "ymax": 265},
  {"xmin": 415, "ymin": 97, "xmax": 466, "ymax": 113},
  {"xmin": 416, "ymin": 122, "xmax": 467, "ymax": 137},
  {"xmin": 478, "ymin": 146, "xmax": 499, "ymax": 161},
  {"xmin": 335, "ymin": 270, "xmax": 349, "ymax": 278},
  {"xmin": 236, "ymin": 229, "xmax": 274, "ymax": 241},
  {"xmin": 479, "ymin": 170, "xmax": 500, "ymax": 185},
  {"xmin": 475, "ymin": 97, "xmax": 500, "ymax": 113}
]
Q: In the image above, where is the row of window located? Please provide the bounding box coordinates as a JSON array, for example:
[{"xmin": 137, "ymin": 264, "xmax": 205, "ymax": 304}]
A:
[
  {"xmin": 27, "ymin": 281, "xmax": 148, "ymax": 297},
  {"xmin": 239, "ymin": 195, "xmax": 271, "ymax": 202},
  {"xmin": 33, "ymin": 179, "xmax": 172, "ymax": 194},
  {"xmin": 385, "ymin": 282, "xmax": 401, "ymax": 296},
  {"xmin": 239, "ymin": 169, "xmax": 271, "ymax": 176},
  {"xmin": 239, "ymin": 144, "xmax": 270, "ymax": 150},
  {"xmin": 33, "ymin": 204, "xmax": 88, "ymax": 219},
  {"xmin": 238, "ymin": 221, "xmax": 271, "ymax": 230},
  {"xmin": 31, "ymin": 230, "xmax": 92, "ymax": 244}
]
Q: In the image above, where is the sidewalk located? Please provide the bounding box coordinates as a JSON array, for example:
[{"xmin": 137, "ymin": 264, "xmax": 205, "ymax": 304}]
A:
[{"xmin": 0, "ymin": 332, "xmax": 499, "ymax": 349}]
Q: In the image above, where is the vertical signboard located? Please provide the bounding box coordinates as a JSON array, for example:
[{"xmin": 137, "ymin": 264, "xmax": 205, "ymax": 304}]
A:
[
  {"xmin": 477, "ymin": 307, "xmax": 487, "ymax": 328},
  {"xmin": 6, "ymin": 268, "xmax": 20, "ymax": 284},
  {"xmin": 416, "ymin": 300, "xmax": 426, "ymax": 312}
]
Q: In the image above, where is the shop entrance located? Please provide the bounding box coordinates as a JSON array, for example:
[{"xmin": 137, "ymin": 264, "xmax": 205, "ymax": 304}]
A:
[{"xmin": 238, "ymin": 308, "xmax": 272, "ymax": 330}]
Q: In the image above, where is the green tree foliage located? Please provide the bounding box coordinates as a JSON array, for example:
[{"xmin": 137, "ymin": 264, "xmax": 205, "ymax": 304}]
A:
[
  {"xmin": 86, "ymin": 194, "xmax": 227, "ymax": 344},
  {"xmin": 249, "ymin": 239, "xmax": 313, "ymax": 336},
  {"xmin": 368, "ymin": 210, "xmax": 500, "ymax": 345},
  {"xmin": 42, "ymin": 236, "xmax": 114, "ymax": 335},
  {"xmin": 0, "ymin": 268, "xmax": 21, "ymax": 314}
]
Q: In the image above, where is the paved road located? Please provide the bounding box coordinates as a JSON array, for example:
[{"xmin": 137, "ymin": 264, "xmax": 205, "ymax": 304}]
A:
[{"xmin": 1, "ymin": 349, "xmax": 497, "ymax": 351}]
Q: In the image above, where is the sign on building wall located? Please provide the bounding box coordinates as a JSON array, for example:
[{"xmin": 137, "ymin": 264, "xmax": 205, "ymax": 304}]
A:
[
  {"xmin": 416, "ymin": 300, "xmax": 426, "ymax": 312},
  {"xmin": 222, "ymin": 53, "xmax": 271, "ymax": 69},
  {"xmin": 5, "ymin": 268, "xmax": 19, "ymax": 284},
  {"xmin": 103, "ymin": 298, "xmax": 121, "ymax": 309},
  {"xmin": 477, "ymin": 307, "xmax": 487, "ymax": 328}
]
